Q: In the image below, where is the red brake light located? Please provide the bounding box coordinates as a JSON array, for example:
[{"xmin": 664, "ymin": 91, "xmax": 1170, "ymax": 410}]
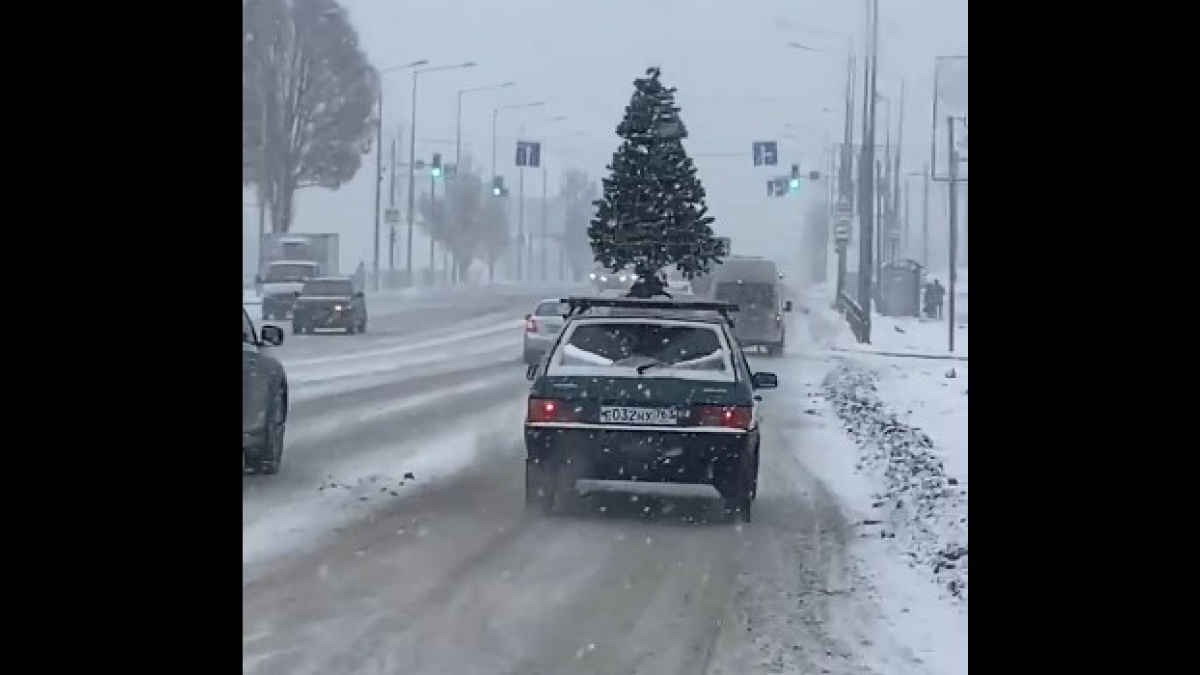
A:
[
  {"xmin": 527, "ymin": 397, "xmax": 576, "ymax": 423},
  {"xmin": 692, "ymin": 405, "xmax": 752, "ymax": 430},
  {"xmin": 524, "ymin": 315, "xmax": 537, "ymax": 332}
]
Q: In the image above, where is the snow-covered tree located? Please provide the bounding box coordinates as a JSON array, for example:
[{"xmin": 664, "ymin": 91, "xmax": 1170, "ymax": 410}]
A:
[{"xmin": 589, "ymin": 67, "xmax": 723, "ymax": 297}]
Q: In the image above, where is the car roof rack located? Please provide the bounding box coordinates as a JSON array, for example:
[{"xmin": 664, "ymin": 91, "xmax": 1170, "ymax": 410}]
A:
[{"xmin": 560, "ymin": 296, "xmax": 739, "ymax": 326}]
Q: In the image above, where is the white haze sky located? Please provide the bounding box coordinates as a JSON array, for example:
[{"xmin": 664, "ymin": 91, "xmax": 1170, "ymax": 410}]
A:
[{"xmin": 243, "ymin": 0, "xmax": 967, "ymax": 277}]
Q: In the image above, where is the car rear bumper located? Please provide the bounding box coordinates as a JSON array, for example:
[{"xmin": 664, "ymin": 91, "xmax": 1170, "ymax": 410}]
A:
[{"xmin": 524, "ymin": 424, "xmax": 753, "ymax": 483}]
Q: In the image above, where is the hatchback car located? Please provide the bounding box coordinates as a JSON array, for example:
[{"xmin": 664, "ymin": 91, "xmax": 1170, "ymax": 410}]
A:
[{"xmin": 523, "ymin": 296, "xmax": 778, "ymax": 521}]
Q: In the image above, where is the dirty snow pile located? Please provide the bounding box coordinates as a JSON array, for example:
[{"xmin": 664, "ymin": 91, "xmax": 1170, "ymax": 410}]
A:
[{"xmin": 823, "ymin": 362, "xmax": 969, "ymax": 603}]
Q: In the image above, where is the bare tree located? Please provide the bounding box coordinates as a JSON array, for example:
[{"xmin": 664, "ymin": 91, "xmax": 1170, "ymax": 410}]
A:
[
  {"xmin": 477, "ymin": 194, "xmax": 510, "ymax": 282},
  {"xmin": 559, "ymin": 168, "xmax": 597, "ymax": 281},
  {"xmin": 243, "ymin": 0, "xmax": 377, "ymax": 233},
  {"xmin": 418, "ymin": 159, "xmax": 491, "ymax": 283}
]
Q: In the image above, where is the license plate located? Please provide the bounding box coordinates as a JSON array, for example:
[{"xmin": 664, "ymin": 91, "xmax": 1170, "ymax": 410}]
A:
[{"xmin": 599, "ymin": 406, "xmax": 678, "ymax": 425}]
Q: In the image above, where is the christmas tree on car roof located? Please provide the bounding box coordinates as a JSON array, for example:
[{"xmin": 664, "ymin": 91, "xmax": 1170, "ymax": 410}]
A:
[{"xmin": 589, "ymin": 67, "xmax": 726, "ymax": 299}]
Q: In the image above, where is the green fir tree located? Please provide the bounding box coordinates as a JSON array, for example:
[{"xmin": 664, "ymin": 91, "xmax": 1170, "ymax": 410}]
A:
[{"xmin": 589, "ymin": 67, "xmax": 724, "ymax": 297}]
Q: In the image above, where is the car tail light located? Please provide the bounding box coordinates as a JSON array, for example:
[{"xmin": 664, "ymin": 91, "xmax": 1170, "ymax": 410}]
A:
[
  {"xmin": 524, "ymin": 315, "xmax": 537, "ymax": 332},
  {"xmin": 527, "ymin": 397, "xmax": 577, "ymax": 423},
  {"xmin": 692, "ymin": 405, "xmax": 753, "ymax": 430}
]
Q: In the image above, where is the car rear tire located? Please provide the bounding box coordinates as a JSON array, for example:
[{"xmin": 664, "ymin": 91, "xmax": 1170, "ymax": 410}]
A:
[
  {"xmin": 246, "ymin": 386, "xmax": 286, "ymax": 475},
  {"xmin": 525, "ymin": 459, "xmax": 554, "ymax": 514},
  {"xmin": 716, "ymin": 455, "xmax": 755, "ymax": 523}
]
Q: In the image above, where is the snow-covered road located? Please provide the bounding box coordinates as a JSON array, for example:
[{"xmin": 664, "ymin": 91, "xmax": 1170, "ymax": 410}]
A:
[{"xmin": 242, "ymin": 285, "xmax": 966, "ymax": 674}]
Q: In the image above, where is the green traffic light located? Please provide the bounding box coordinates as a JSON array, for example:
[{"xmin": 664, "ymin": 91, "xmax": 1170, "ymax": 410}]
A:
[
  {"xmin": 788, "ymin": 178, "xmax": 801, "ymax": 191},
  {"xmin": 492, "ymin": 187, "xmax": 502, "ymax": 196},
  {"xmin": 431, "ymin": 167, "xmax": 442, "ymax": 178}
]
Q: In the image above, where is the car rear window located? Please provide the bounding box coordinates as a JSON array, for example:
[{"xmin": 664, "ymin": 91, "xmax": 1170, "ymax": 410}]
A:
[
  {"xmin": 547, "ymin": 319, "xmax": 733, "ymax": 381},
  {"xmin": 301, "ymin": 280, "xmax": 354, "ymax": 296},
  {"xmin": 534, "ymin": 301, "xmax": 569, "ymax": 316},
  {"xmin": 715, "ymin": 282, "xmax": 777, "ymax": 309}
]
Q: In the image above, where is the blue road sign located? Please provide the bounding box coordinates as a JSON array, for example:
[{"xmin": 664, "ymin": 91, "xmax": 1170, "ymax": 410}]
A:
[
  {"xmin": 516, "ymin": 141, "xmax": 541, "ymax": 168},
  {"xmin": 752, "ymin": 141, "xmax": 778, "ymax": 167},
  {"xmin": 767, "ymin": 178, "xmax": 788, "ymax": 197}
]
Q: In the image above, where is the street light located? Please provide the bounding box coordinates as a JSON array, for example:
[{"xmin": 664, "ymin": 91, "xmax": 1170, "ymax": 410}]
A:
[
  {"xmin": 491, "ymin": 101, "xmax": 544, "ymax": 180},
  {"xmin": 534, "ymin": 116, "xmax": 570, "ymax": 282},
  {"xmin": 404, "ymin": 61, "xmax": 477, "ymax": 283},
  {"xmin": 371, "ymin": 59, "xmax": 428, "ymax": 292},
  {"xmin": 456, "ymin": 81, "xmax": 515, "ymax": 168}
]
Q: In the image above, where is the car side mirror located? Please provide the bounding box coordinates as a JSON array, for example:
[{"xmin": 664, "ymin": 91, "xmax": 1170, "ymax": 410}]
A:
[
  {"xmin": 525, "ymin": 362, "xmax": 539, "ymax": 381},
  {"xmin": 752, "ymin": 371, "xmax": 778, "ymax": 389},
  {"xmin": 260, "ymin": 325, "xmax": 285, "ymax": 346},
  {"xmin": 783, "ymin": 300, "xmax": 793, "ymax": 312}
]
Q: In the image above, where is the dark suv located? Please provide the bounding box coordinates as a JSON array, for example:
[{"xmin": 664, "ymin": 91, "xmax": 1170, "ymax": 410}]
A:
[
  {"xmin": 523, "ymin": 297, "xmax": 778, "ymax": 521},
  {"xmin": 243, "ymin": 308, "xmax": 288, "ymax": 474},
  {"xmin": 292, "ymin": 277, "xmax": 368, "ymax": 334}
]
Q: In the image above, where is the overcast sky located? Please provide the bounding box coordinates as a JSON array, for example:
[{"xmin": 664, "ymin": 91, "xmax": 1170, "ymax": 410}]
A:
[{"xmin": 245, "ymin": 0, "xmax": 967, "ymax": 276}]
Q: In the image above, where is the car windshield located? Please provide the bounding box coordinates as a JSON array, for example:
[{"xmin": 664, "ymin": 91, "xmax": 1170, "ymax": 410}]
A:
[
  {"xmin": 547, "ymin": 319, "xmax": 730, "ymax": 379},
  {"xmin": 715, "ymin": 282, "xmax": 777, "ymax": 310},
  {"xmin": 301, "ymin": 280, "xmax": 353, "ymax": 296},
  {"xmin": 264, "ymin": 263, "xmax": 318, "ymax": 282}
]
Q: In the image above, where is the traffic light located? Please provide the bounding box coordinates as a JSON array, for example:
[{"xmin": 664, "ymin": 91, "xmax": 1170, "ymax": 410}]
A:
[
  {"xmin": 491, "ymin": 175, "xmax": 505, "ymax": 196},
  {"xmin": 430, "ymin": 153, "xmax": 443, "ymax": 179},
  {"xmin": 788, "ymin": 164, "xmax": 801, "ymax": 192}
]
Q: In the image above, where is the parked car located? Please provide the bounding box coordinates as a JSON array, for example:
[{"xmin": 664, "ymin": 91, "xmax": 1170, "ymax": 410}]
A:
[{"xmin": 243, "ymin": 308, "xmax": 288, "ymax": 474}]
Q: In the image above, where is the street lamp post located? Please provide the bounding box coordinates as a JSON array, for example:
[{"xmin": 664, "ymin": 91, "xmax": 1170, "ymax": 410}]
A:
[
  {"xmin": 857, "ymin": 0, "xmax": 880, "ymax": 341},
  {"xmin": 404, "ymin": 62, "xmax": 477, "ymax": 287},
  {"xmin": 537, "ymin": 116, "xmax": 569, "ymax": 282},
  {"xmin": 456, "ymin": 82, "xmax": 514, "ymax": 168},
  {"xmin": 372, "ymin": 60, "xmax": 428, "ymax": 292}
]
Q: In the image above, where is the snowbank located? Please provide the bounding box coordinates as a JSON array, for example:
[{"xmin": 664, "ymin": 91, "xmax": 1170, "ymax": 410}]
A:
[{"xmin": 823, "ymin": 362, "xmax": 968, "ymax": 604}]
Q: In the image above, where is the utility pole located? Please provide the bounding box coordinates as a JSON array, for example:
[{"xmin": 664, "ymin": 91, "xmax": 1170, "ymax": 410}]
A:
[
  {"xmin": 922, "ymin": 163, "xmax": 930, "ymax": 267},
  {"xmin": 428, "ymin": 173, "xmax": 437, "ymax": 274},
  {"xmin": 947, "ymin": 116, "xmax": 960, "ymax": 353},
  {"xmin": 517, "ymin": 167, "xmax": 525, "ymax": 281},
  {"xmin": 903, "ymin": 179, "xmax": 911, "ymax": 256},
  {"xmin": 372, "ymin": 93, "xmax": 384, "ymax": 292},
  {"xmin": 404, "ymin": 74, "xmax": 419, "ymax": 284},
  {"xmin": 387, "ymin": 135, "xmax": 398, "ymax": 280},
  {"xmin": 875, "ymin": 158, "xmax": 884, "ymax": 284},
  {"xmin": 541, "ymin": 164, "xmax": 548, "ymax": 282},
  {"xmin": 856, "ymin": 0, "xmax": 880, "ymax": 340},
  {"xmin": 892, "ymin": 80, "xmax": 905, "ymax": 263}
]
